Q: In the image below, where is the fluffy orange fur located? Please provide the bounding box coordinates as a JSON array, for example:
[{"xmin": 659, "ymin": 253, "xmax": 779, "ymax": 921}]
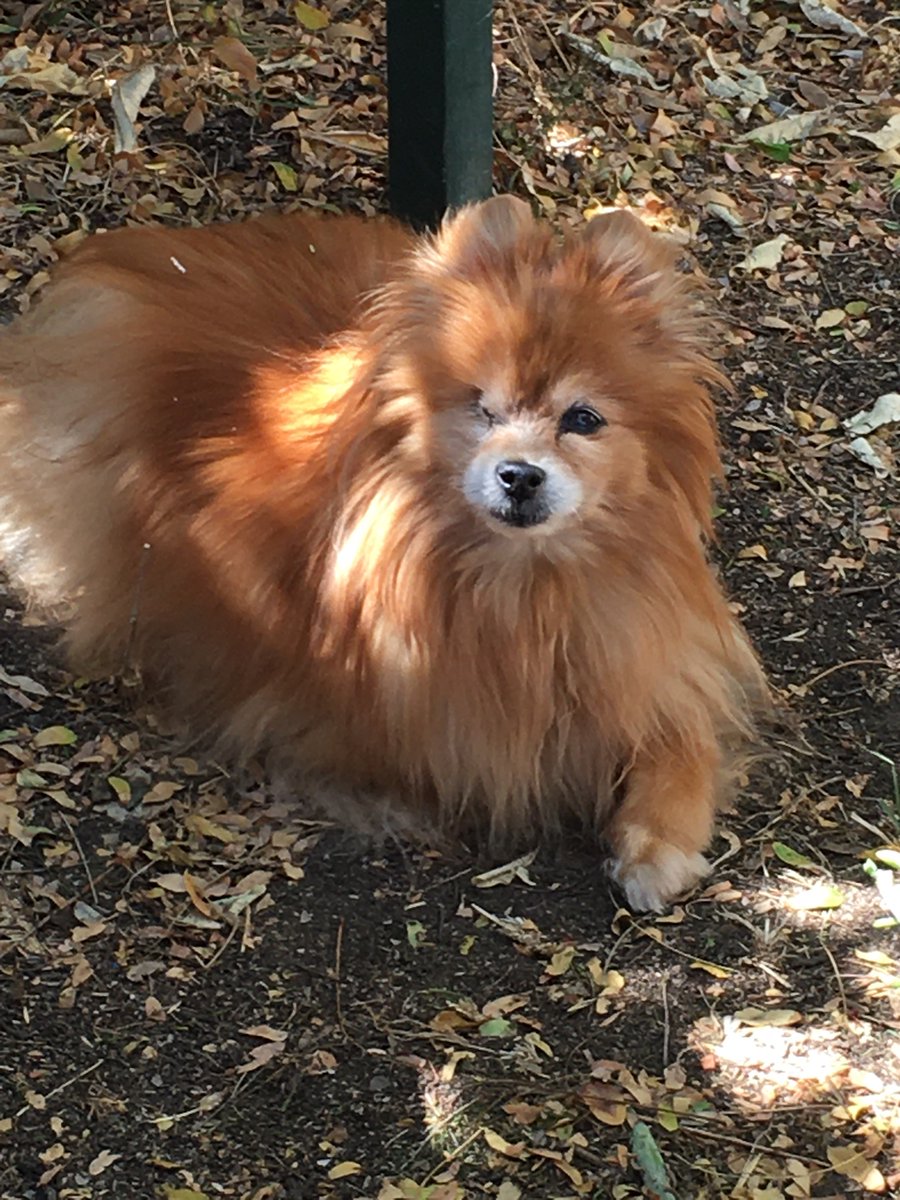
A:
[{"xmin": 0, "ymin": 197, "xmax": 767, "ymax": 910}]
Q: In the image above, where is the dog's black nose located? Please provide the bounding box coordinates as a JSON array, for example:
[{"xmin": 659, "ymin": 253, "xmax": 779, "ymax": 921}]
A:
[{"xmin": 496, "ymin": 460, "xmax": 546, "ymax": 502}]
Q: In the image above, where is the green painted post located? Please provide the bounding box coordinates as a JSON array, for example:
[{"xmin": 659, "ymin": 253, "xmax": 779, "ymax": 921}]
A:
[{"xmin": 387, "ymin": 0, "xmax": 494, "ymax": 230}]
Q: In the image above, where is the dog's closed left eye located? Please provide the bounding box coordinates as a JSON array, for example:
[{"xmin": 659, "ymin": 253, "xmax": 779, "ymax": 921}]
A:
[{"xmin": 470, "ymin": 390, "xmax": 498, "ymax": 426}]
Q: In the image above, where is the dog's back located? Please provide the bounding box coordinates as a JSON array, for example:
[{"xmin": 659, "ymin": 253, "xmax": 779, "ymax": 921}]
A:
[{"xmin": 0, "ymin": 210, "xmax": 413, "ymax": 678}]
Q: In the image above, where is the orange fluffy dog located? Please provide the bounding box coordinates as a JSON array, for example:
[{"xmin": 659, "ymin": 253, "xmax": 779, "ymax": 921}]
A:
[{"xmin": 0, "ymin": 197, "xmax": 767, "ymax": 910}]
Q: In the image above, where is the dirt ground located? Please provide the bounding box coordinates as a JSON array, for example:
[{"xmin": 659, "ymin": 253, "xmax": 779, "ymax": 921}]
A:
[{"xmin": 1, "ymin": 2, "xmax": 898, "ymax": 1198}]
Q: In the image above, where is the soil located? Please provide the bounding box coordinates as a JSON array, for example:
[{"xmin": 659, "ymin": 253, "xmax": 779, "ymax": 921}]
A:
[{"xmin": 1, "ymin": 2, "xmax": 898, "ymax": 1198}]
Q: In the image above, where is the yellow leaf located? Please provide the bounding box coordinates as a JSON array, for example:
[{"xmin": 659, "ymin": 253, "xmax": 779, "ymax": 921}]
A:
[
  {"xmin": 108, "ymin": 776, "xmax": 131, "ymax": 803},
  {"xmin": 788, "ymin": 570, "xmax": 807, "ymax": 588},
  {"xmin": 585, "ymin": 1098, "xmax": 628, "ymax": 1126},
  {"xmin": 787, "ymin": 883, "xmax": 844, "ymax": 911},
  {"xmin": 144, "ymin": 780, "xmax": 182, "ymax": 803},
  {"xmin": 546, "ymin": 945, "xmax": 576, "ymax": 976},
  {"xmin": 273, "ymin": 161, "xmax": 299, "ymax": 192},
  {"xmin": 430, "ymin": 1008, "xmax": 476, "ymax": 1031},
  {"xmin": 816, "ymin": 308, "xmax": 846, "ymax": 329},
  {"xmin": 185, "ymin": 813, "xmax": 236, "ymax": 843},
  {"xmin": 183, "ymin": 872, "xmax": 213, "ymax": 917},
  {"xmin": 328, "ymin": 1161, "xmax": 362, "ymax": 1180},
  {"xmin": 33, "ymin": 725, "xmax": 77, "ymax": 748},
  {"xmin": 483, "ymin": 1128, "xmax": 525, "ymax": 1157},
  {"xmin": 689, "ymin": 959, "xmax": 733, "ymax": 979},
  {"xmin": 737, "ymin": 543, "xmax": 768, "ymax": 560},
  {"xmin": 295, "ymin": 1, "xmax": 330, "ymax": 29},
  {"xmin": 735, "ymin": 1006, "xmax": 802, "ymax": 1027},
  {"xmin": 827, "ymin": 1144, "xmax": 886, "ymax": 1192}
]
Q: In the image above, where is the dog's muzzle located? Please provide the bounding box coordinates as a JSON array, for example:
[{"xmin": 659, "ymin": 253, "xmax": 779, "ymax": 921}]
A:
[{"xmin": 490, "ymin": 459, "xmax": 550, "ymax": 527}]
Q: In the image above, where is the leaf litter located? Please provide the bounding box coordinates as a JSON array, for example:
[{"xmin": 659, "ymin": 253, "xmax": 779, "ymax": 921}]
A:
[{"xmin": 1, "ymin": 0, "xmax": 899, "ymax": 1195}]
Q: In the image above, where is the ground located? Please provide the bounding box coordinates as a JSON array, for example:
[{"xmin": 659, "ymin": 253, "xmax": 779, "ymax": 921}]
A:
[{"xmin": 0, "ymin": 2, "xmax": 898, "ymax": 1198}]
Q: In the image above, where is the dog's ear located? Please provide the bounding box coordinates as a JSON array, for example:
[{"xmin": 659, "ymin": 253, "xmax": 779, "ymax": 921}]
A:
[
  {"xmin": 580, "ymin": 209, "xmax": 682, "ymax": 299},
  {"xmin": 433, "ymin": 195, "xmax": 534, "ymax": 271},
  {"xmin": 580, "ymin": 210, "xmax": 715, "ymax": 365}
]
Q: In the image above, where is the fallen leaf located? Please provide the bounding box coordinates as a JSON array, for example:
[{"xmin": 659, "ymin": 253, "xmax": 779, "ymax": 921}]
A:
[
  {"xmin": 735, "ymin": 1007, "xmax": 803, "ymax": 1027},
  {"xmin": 845, "ymin": 393, "xmax": 900, "ymax": 436},
  {"xmin": 851, "ymin": 114, "xmax": 900, "ymax": 153},
  {"xmin": 212, "ymin": 36, "xmax": 258, "ymax": 86},
  {"xmin": 741, "ymin": 110, "xmax": 826, "ymax": 145},
  {"xmin": 815, "ymin": 308, "xmax": 846, "ymax": 330},
  {"xmin": 328, "ymin": 1161, "xmax": 362, "ymax": 1179},
  {"xmin": 738, "ymin": 235, "xmax": 791, "ymax": 272},
  {"xmin": 273, "ymin": 161, "xmax": 299, "ymax": 191},
  {"xmin": 545, "ymin": 945, "xmax": 577, "ymax": 976},
  {"xmin": 406, "ymin": 919, "xmax": 426, "ymax": 948},
  {"xmin": 0, "ymin": 668, "xmax": 49, "ymax": 696},
  {"xmin": 478, "ymin": 1016, "xmax": 515, "ymax": 1038},
  {"xmin": 484, "ymin": 1128, "xmax": 525, "ymax": 1157},
  {"xmin": 241, "ymin": 1024, "xmax": 289, "ymax": 1041},
  {"xmin": 88, "ymin": 1149, "xmax": 121, "ymax": 1176},
  {"xmin": 110, "ymin": 65, "xmax": 156, "ymax": 154},
  {"xmin": 471, "ymin": 849, "xmax": 537, "ymax": 887},
  {"xmin": 236, "ymin": 1039, "xmax": 285, "ymax": 1074},
  {"xmin": 185, "ymin": 813, "xmax": 237, "ymax": 843},
  {"xmin": 827, "ymin": 1144, "xmax": 886, "ymax": 1191},
  {"xmin": 108, "ymin": 776, "xmax": 131, "ymax": 803},
  {"xmin": 295, "ymin": 1, "xmax": 330, "ymax": 29},
  {"xmin": 799, "ymin": 0, "xmax": 865, "ymax": 38},
  {"xmin": 32, "ymin": 725, "xmax": 76, "ymax": 748},
  {"xmin": 772, "ymin": 841, "xmax": 816, "ymax": 868},
  {"xmin": 787, "ymin": 883, "xmax": 845, "ymax": 910},
  {"xmin": 690, "ymin": 959, "xmax": 733, "ymax": 979}
]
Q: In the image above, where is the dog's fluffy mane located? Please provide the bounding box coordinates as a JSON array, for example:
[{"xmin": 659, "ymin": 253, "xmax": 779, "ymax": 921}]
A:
[{"xmin": 0, "ymin": 201, "xmax": 766, "ymax": 844}]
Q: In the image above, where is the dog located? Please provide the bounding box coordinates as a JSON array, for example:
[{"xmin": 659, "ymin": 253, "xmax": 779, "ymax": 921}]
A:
[{"xmin": 0, "ymin": 196, "xmax": 767, "ymax": 910}]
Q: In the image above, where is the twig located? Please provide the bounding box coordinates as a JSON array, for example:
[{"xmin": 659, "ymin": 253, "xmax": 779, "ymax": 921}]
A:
[
  {"xmin": 60, "ymin": 814, "xmax": 98, "ymax": 906},
  {"xmin": 537, "ymin": 11, "xmax": 572, "ymax": 72},
  {"xmin": 786, "ymin": 464, "xmax": 836, "ymax": 514},
  {"xmin": 801, "ymin": 658, "xmax": 884, "ymax": 692},
  {"xmin": 0, "ymin": 861, "xmax": 124, "ymax": 963},
  {"xmin": 679, "ymin": 1123, "xmax": 829, "ymax": 1168},
  {"xmin": 419, "ymin": 1124, "xmax": 486, "ymax": 1186},
  {"xmin": 334, "ymin": 917, "xmax": 347, "ymax": 1037},
  {"xmin": 163, "ymin": 0, "xmax": 179, "ymax": 40},
  {"xmin": 15, "ymin": 1059, "xmax": 103, "ymax": 1117},
  {"xmin": 819, "ymin": 935, "xmax": 848, "ymax": 1021},
  {"xmin": 201, "ymin": 916, "xmax": 240, "ymax": 972},
  {"xmin": 661, "ymin": 975, "xmax": 671, "ymax": 1067},
  {"xmin": 849, "ymin": 810, "xmax": 894, "ymax": 844}
]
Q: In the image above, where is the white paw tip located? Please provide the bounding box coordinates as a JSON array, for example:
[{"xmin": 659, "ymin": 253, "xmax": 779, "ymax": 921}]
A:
[{"xmin": 612, "ymin": 845, "xmax": 711, "ymax": 913}]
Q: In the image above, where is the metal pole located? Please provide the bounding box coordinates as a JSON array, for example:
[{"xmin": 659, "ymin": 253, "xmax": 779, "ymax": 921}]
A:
[{"xmin": 387, "ymin": 0, "xmax": 494, "ymax": 230}]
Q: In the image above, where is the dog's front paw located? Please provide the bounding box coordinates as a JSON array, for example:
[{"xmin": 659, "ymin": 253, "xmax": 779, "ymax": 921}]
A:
[{"xmin": 611, "ymin": 837, "xmax": 710, "ymax": 913}]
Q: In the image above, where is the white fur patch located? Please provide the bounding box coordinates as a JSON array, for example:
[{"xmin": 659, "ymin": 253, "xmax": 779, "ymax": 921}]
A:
[
  {"xmin": 462, "ymin": 414, "xmax": 582, "ymax": 524},
  {"xmin": 612, "ymin": 843, "xmax": 711, "ymax": 913}
]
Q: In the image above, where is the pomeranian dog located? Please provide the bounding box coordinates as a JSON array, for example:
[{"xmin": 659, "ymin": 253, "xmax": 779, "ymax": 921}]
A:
[{"xmin": 0, "ymin": 196, "xmax": 767, "ymax": 910}]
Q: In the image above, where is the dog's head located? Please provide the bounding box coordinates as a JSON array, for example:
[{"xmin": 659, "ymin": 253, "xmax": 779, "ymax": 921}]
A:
[{"xmin": 372, "ymin": 197, "xmax": 723, "ymax": 551}]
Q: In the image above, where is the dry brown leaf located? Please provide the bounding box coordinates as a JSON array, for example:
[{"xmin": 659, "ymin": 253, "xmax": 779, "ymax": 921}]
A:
[{"xmin": 212, "ymin": 37, "xmax": 258, "ymax": 86}]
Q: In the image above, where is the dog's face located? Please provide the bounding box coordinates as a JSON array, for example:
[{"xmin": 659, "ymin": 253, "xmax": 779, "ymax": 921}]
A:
[{"xmin": 376, "ymin": 197, "xmax": 719, "ymax": 550}]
